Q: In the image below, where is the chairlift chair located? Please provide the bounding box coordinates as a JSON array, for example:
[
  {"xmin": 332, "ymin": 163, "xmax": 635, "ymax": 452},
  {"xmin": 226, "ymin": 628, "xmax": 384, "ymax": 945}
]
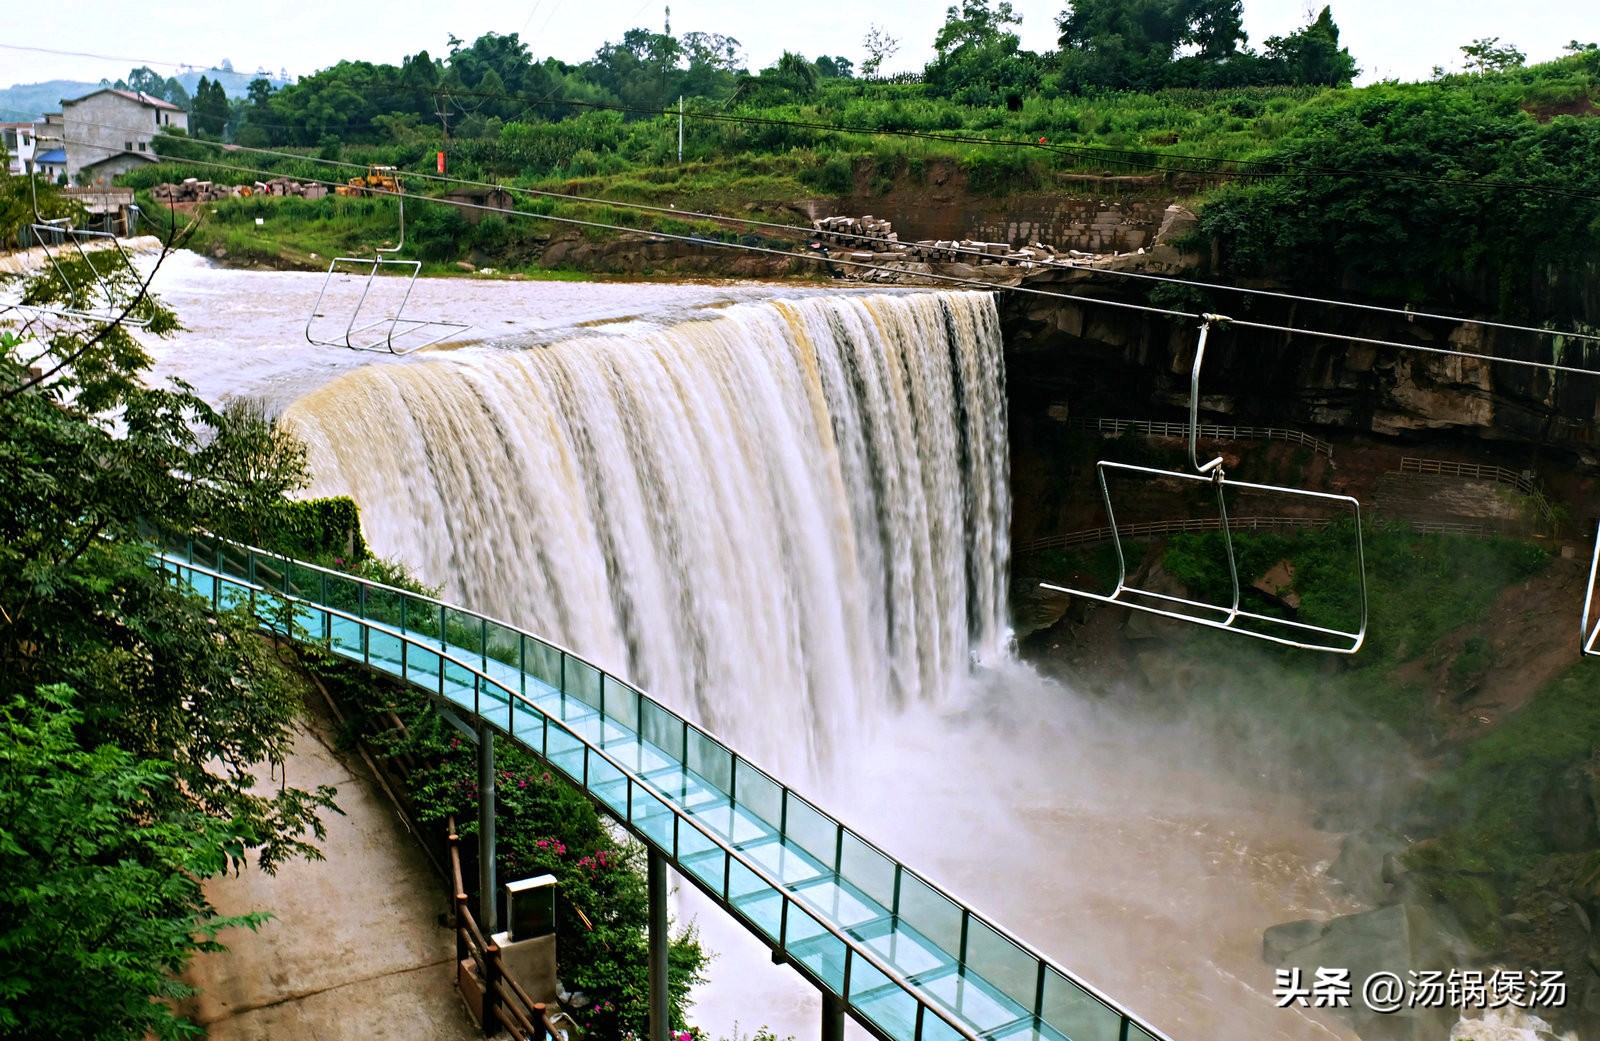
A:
[
  {"xmin": 304, "ymin": 191, "xmax": 470, "ymax": 355},
  {"xmin": 1040, "ymin": 316, "xmax": 1370, "ymax": 654},
  {"xmin": 13, "ymin": 164, "xmax": 151, "ymax": 328}
]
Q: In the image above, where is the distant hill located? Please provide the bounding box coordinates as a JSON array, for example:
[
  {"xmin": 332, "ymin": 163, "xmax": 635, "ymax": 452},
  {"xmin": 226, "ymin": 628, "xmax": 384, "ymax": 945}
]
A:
[{"xmin": 0, "ymin": 68, "xmax": 291, "ymax": 122}]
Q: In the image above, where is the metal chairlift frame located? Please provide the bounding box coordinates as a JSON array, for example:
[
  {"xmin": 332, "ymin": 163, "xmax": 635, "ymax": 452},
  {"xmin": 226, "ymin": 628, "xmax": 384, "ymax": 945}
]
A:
[
  {"xmin": 1583, "ymin": 524, "xmax": 1600, "ymax": 657},
  {"xmin": 12, "ymin": 163, "xmax": 151, "ymax": 328},
  {"xmin": 1041, "ymin": 316, "xmax": 1370, "ymax": 654},
  {"xmin": 304, "ymin": 193, "xmax": 469, "ymax": 355}
]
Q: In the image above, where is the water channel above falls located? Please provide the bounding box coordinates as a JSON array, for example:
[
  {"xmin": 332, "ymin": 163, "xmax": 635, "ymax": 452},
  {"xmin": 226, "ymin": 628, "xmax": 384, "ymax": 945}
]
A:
[{"xmin": 136, "ymin": 252, "xmax": 1374, "ymax": 1041}]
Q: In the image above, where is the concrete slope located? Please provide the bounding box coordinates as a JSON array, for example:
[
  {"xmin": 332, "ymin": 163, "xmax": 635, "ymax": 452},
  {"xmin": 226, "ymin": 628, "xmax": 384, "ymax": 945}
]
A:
[{"xmin": 179, "ymin": 705, "xmax": 479, "ymax": 1041}]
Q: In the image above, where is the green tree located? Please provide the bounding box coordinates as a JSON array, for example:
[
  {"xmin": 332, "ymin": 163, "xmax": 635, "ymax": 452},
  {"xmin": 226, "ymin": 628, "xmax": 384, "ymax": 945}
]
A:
[
  {"xmin": 1262, "ymin": 5, "xmax": 1359, "ymax": 86},
  {"xmin": 0, "ymin": 240, "xmax": 338, "ymax": 1039},
  {"xmin": 1460, "ymin": 36, "xmax": 1526, "ymax": 73},
  {"xmin": 927, "ymin": 0, "xmax": 1040, "ymax": 104},
  {"xmin": 0, "ymin": 686, "xmax": 271, "ymax": 1041},
  {"xmin": 189, "ymin": 76, "xmax": 229, "ymax": 137},
  {"xmin": 860, "ymin": 23, "xmax": 901, "ymax": 76}
]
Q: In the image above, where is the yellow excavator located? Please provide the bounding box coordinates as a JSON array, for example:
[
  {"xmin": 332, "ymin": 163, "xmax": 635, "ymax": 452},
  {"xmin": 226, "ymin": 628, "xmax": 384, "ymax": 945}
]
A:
[{"xmin": 334, "ymin": 165, "xmax": 402, "ymax": 197}]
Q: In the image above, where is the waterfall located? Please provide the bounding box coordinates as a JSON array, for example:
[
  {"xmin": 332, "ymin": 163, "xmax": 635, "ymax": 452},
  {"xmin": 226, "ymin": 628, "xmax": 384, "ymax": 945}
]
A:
[{"xmin": 282, "ymin": 290, "xmax": 1010, "ymax": 772}]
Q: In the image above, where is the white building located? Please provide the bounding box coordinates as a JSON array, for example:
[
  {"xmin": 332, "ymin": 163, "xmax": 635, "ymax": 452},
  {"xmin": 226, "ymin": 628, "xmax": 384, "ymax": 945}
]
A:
[
  {"xmin": 59, "ymin": 88, "xmax": 187, "ymax": 186},
  {"xmin": 2, "ymin": 121, "xmax": 38, "ymax": 176}
]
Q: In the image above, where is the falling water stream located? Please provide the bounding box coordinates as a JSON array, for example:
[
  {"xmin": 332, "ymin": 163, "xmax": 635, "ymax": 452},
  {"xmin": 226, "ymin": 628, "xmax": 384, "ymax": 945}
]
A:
[{"xmin": 131, "ymin": 254, "xmax": 1555, "ymax": 1041}]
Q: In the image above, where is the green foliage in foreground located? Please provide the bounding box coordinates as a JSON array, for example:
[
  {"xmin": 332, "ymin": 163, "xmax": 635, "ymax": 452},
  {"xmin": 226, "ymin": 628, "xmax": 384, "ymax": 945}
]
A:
[
  {"xmin": 0, "ymin": 246, "xmax": 338, "ymax": 1040},
  {"xmin": 320, "ymin": 658, "xmax": 708, "ymax": 1037},
  {"xmin": 0, "ymin": 687, "xmax": 271, "ymax": 1041}
]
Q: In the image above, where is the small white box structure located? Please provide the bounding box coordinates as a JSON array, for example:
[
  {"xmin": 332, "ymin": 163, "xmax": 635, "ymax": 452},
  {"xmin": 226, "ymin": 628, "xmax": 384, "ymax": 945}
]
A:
[{"xmin": 491, "ymin": 875, "xmax": 559, "ymax": 1005}]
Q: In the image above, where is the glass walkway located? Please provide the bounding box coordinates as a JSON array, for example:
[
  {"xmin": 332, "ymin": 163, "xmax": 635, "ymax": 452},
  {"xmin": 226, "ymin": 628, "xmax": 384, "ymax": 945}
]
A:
[{"xmin": 155, "ymin": 537, "xmax": 1173, "ymax": 1041}]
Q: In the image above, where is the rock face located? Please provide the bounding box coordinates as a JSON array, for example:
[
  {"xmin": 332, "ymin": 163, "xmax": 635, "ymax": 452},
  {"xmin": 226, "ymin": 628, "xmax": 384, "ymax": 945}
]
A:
[
  {"xmin": 999, "ymin": 266, "xmax": 1600, "ymax": 455},
  {"xmin": 1268, "ymin": 904, "xmax": 1481, "ymax": 1041}
]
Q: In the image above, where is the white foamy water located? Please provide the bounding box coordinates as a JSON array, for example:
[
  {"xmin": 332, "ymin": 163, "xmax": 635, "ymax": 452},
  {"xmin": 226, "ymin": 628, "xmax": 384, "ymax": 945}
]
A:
[{"xmin": 133, "ymin": 258, "xmax": 1562, "ymax": 1041}]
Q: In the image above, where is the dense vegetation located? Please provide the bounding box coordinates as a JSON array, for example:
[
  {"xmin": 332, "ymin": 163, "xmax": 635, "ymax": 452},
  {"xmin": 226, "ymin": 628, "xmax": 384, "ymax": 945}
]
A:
[
  {"xmin": 0, "ymin": 219, "xmax": 337, "ymax": 1038},
  {"xmin": 0, "ymin": 187, "xmax": 706, "ymax": 1040}
]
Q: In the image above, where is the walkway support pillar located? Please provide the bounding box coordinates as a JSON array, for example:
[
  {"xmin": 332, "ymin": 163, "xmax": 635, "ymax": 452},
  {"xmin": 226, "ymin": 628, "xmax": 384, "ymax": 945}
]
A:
[
  {"xmin": 477, "ymin": 721, "xmax": 497, "ymax": 935},
  {"xmin": 649, "ymin": 846, "xmax": 670, "ymax": 1041},
  {"xmin": 822, "ymin": 993, "xmax": 846, "ymax": 1041}
]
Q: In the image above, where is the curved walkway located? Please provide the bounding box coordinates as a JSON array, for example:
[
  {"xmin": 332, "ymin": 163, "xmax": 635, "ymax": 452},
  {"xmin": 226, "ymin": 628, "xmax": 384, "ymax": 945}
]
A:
[
  {"xmin": 179, "ymin": 704, "xmax": 479, "ymax": 1041},
  {"xmin": 158, "ymin": 537, "xmax": 1173, "ymax": 1041}
]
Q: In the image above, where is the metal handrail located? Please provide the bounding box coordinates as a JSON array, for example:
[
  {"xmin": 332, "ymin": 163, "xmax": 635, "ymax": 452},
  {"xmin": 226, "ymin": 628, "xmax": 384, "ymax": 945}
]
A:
[
  {"xmin": 1398, "ymin": 457, "xmax": 1556, "ymax": 527},
  {"xmin": 156, "ymin": 540, "xmax": 1174, "ymax": 1041},
  {"xmin": 1065, "ymin": 417, "xmax": 1334, "ymax": 458}
]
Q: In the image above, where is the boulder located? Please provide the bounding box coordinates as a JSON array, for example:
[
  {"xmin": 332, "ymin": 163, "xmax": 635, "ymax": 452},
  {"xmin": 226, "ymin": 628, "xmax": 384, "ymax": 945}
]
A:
[
  {"xmin": 1278, "ymin": 903, "xmax": 1480, "ymax": 1041},
  {"xmin": 1328, "ymin": 829, "xmax": 1408, "ymax": 906}
]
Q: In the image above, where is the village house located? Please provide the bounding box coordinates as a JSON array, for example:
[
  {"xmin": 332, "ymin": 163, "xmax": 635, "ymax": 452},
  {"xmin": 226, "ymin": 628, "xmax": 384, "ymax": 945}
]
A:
[
  {"xmin": 59, "ymin": 88, "xmax": 186, "ymax": 186},
  {"xmin": 2, "ymin": 121, "xmax": 38, "ymax": 177}
]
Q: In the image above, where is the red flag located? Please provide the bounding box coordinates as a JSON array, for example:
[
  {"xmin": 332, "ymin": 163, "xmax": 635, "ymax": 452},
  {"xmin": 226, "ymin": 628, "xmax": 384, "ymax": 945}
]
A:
[{"xmin": 437, "ymin": 151, "xmax": 446, "ymax": 174}]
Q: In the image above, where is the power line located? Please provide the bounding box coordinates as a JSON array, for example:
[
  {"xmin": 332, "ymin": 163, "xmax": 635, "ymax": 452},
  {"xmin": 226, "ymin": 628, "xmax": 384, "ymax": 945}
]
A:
[
  {"xmin": 60, "ymin": 113, "xmax": 1598, "ymax": 347},
  {"xmin": 59, "ymin": 134, "xmax": 1600, "ymax": 382}
]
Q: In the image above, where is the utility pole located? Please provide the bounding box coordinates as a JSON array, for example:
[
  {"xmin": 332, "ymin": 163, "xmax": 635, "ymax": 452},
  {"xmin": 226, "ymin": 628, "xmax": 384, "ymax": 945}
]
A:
[{"xmin": 678, "ymin": 95, "xmax": 683, "ymax": 163}]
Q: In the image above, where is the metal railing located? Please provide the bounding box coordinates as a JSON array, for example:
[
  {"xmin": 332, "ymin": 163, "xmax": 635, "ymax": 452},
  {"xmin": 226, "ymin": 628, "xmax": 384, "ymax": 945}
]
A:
[
  {"xmin": 1066, "ymin": 417, "xmax": 1334, "ymax": 458},
  {"xmin": 154, "ymin": 536, "xmax": 1172, "ymax": 1041},
  {"xmin": 1019, "ymin": 515, "xmax": 1327, "ymax": 554},
  {"xmin": 1397, "ymin": 457, "xmax": 1557, "ymax": 530}
]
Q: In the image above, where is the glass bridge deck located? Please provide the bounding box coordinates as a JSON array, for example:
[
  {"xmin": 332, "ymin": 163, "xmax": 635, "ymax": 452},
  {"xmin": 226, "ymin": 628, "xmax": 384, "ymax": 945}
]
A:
[{"xmin": 156, "ymin": 538, "xmax": 1171, "ymax": 1041}]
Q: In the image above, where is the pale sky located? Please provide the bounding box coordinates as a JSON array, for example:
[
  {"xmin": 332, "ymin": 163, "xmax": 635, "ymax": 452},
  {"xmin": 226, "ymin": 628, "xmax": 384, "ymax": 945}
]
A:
[{"xmin": 1, "ymin": 0, "xmax": 1590, "ymax": 91}]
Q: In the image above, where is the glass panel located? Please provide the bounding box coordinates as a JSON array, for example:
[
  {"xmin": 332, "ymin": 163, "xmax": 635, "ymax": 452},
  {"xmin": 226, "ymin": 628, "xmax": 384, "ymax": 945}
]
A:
[
  {"xmin": 589, "ymin": 753, "xmax": 627, "ymax": 815},
  {"xmin": 443, "ymin": 607, "xmax": 479, "ymax": 655},
  {"xmin": 677, "ymin": 820, "xmax": 725, "ymax": 896},
  {"xmin": 390, "ymin": 593, "xmax": 425, "ymax": 638},
  {"xmin": 840, "ymin": 832, "xmax": 896, "ymax": 910},
  {"xmin": 921, "ymin": 971, "xmax": 1022, "ymax": 1033},
  {"xmin": 920, "ymin": 1013, "xmax": 966, "ymax": 1041},
  {"xmin": 566, "ymin": 656, "xmax": 602, "ymax": 709},
  {"xmin": 848, "ymin": 957, "xmax": 918, "ymax": 1041},
  {"xmin": 687, "ymin": 728, "xmax": 732, "ymax": 795},
  {"xmin": 785, "ymin": 795, "xmax": 837, "ymax": 870},
  {"xmin": 324, "ymin": 573, "xmax": 363, "ymax": 617},
  {"xmin": 408, "ymin": 646, "xmax": 443, "ymax": 691},
  {"xmin": 441, "ymin": 655, "xmax": 476, "ymax": 703},
  {"xmin": 898, "ymin": 873, "xmax": 963, "ymax": 960},
  {"xmin": 786, "ymin": 904, "xmax": 847, "ymax": 993},
  {"xmin": 546, "ymin": 724, "xmax": 585, "ymax": 784},
  {"xmin": 640, "ymin": 700, "xmax": 681, "ymax": 761},
  {"xmin": 365, "ymin": 584, "xmax": 401, "ymax": 627},
  {"xmin": 631, "ymin": 784, "xmax": 675, "ymax": 852},
  {"xmin": 606, "ymin": 676, "xmax": 640, "ymax": 731},
  {"xmin": 484, "ymin": 620, "xmax": 521, "ymax": 669},
  {"xmin": 1041, "ymin": 968, "xmax": 1122, "ymax": 1041},
  {"xmin": 284, "ymin": 559, "xmax": 315, "ymax": 599},
  {"xmin": 1125, "ymin": 1026, "xmax": 1160, "ymax": 1041},
  {"xmin": 795, "ymin": 877, "xmax": 878, "ymax": 929},
  {"xmin": 218, "ymin": 578, "xmax": 250, "ymax": 612},
  {"xmin": 735, "ymin": 762, "xmax": 782, "ymax": 830},
  {"xmin": 367, "ymin": 627, "xmax": 403, "ymax": 673},
  {"xmin": 524, "ymin": 636, "xmax": 562, "ymax": 690},
  {"xmin": 966, "ymin": 917, "xmax": 1039, "ymax": 1009},
  {"xmin": 727, "ymin": 859, "xmax": 782, "ymax": 941}
]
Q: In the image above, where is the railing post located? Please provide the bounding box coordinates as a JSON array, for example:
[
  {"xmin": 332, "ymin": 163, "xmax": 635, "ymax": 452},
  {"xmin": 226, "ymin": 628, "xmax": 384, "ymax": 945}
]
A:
[
  {"xmin": 822, "ymin": 992, "xmax": 846, "ymax": 1041},
  {"xmin": 482, "ymin": 941, "xmax": 502, "ymax": 1037},
  {"xmin": 477, "ymin": 721, "xmax": 498, "ymax": 935},
  {"xmin": 648, "ymin": 846, "xmax": 670, "ymax": 1041}
]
